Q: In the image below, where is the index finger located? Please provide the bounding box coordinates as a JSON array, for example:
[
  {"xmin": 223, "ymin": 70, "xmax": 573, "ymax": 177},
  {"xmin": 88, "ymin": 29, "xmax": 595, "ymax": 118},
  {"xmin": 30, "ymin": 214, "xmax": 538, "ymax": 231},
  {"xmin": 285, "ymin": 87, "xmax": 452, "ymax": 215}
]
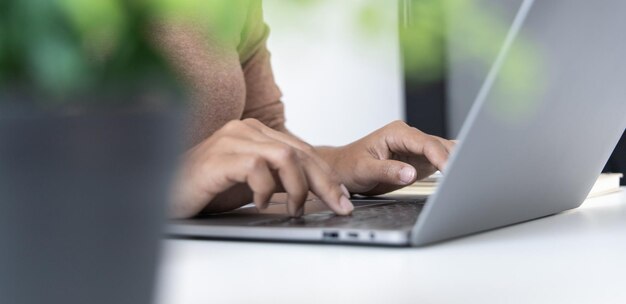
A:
[{"xmin": 387, "ymin": 129, "xmax": 451, "ymax": 172}]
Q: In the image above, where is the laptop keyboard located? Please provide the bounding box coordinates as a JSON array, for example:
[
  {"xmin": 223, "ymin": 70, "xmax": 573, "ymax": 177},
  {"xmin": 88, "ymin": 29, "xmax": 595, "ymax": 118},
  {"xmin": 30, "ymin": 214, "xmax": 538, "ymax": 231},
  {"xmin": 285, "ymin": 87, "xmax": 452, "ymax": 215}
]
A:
[{"xmin": 250, "ymin": 200, "xmax": 425, "ymax": 230}]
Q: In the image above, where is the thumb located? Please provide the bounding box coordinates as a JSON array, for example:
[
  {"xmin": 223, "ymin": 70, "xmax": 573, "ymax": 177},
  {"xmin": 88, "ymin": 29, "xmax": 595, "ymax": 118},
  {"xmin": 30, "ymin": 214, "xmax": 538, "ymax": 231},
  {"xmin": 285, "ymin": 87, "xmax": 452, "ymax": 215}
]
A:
[{"xmin": 368, "ymin": 159, "xmax": 417, "ymax": 186}]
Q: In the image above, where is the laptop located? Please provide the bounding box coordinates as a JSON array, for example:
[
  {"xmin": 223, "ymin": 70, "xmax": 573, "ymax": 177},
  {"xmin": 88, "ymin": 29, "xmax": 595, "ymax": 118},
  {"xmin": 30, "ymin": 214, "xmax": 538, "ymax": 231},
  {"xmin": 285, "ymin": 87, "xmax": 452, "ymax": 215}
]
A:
[{"xmin": 169, "ymin": 0, "xmax": 626, "ymax": 246}]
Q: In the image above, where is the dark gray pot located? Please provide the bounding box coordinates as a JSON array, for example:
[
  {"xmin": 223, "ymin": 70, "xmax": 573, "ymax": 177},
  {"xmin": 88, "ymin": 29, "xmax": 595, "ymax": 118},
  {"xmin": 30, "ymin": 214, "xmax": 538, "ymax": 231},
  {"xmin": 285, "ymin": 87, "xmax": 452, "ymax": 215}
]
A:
[{"xmin": 0, "ymin": 109, "xmax": 182, "ymax": 304}]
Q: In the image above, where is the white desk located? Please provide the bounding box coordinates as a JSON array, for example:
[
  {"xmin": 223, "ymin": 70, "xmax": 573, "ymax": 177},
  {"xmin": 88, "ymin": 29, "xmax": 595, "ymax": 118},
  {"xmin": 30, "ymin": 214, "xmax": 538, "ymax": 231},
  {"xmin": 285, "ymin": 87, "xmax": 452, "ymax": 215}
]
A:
[{"xmin": 157, "ymin": 188, "xmax": 626, "ymax": 304}]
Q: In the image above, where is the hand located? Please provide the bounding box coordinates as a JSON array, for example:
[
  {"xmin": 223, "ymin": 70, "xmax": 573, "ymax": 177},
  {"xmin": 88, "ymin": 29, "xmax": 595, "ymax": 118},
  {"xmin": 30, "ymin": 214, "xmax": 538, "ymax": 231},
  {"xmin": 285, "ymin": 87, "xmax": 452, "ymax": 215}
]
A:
[
  {"xmin": 171, "ymin": 119, "xmax": 354, "ymax": 219},
  {"xmin": 319, "ymin": 120, "xmax": 456, "ymax": 196}
]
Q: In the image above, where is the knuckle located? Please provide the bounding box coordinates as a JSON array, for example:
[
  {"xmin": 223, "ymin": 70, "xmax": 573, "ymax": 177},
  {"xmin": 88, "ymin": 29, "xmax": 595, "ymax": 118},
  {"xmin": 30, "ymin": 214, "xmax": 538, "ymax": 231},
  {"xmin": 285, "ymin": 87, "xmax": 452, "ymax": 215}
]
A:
[
  {"xmin": 245, "ymin": 155, "xmax": 266, "ymax": 171},
  {"xmin": 300, "ymin": 143, "xmax": 316, "ymax": 155},
  {"xmin": 429, "ymin": 137, "xmax": 444, "ymax": 147},
  {"xmin": 404, "ymin": 124, "xmax": 425, "ymax": 137},
  {"xmin": 391, "ymin": 120, "xmax": 408, "ymax": 128},
  {"xmin": 211, "ymin": 127, "xmax": 229, "ymax": 138},
  {"xmin": 222, "ymin": 120, "xmax": 244, "ymax": 133},
  {"xmin": 411, "ymin": 126, "xmax": 424, "ymax": 134},
  {"xmin": 274, "ymin": 144, "xmax": 297, "ymax": 162},
  {"xmin": 295, "ymin": 149, "xmax": 311, "ymax": 162},
  {"xmin": 211, "ymin": 136, "xmax": 228, "ymax": 147},
  {"xmin": 212, "ymin": 135, "xmax": 237, "ymax": 149},
  {"xmin": 242, "ymin": 118, "xmax": 262, "ymax": 127},
  {"xmin": 423, "ymin": 138, "xmax": 439, "ymax": 151}
]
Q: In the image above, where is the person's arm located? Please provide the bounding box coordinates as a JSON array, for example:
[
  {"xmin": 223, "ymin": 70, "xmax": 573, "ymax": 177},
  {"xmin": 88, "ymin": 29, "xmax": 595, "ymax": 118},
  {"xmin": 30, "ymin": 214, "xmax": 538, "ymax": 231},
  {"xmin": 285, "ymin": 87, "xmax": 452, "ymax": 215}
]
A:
[
  {"xmin": 238, "ymin": 1, "xmax": 455, "ymax": 197},
  {"xmin": 156, "ymin": 1, "xmax": 353, "ymax": 218},
  {"xmin": 238, "ymin": 0, "xmax": 287, "ymax": 132}
]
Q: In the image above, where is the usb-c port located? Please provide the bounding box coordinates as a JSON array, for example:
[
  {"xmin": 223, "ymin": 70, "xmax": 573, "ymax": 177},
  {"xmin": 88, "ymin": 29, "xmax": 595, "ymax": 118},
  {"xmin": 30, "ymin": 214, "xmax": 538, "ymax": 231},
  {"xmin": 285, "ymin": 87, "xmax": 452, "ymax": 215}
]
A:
[
  {"xmin": 347, "ymin": 232, "xmax": 359, "ymax": 239},
  {"xmin": 322, "ymin": 231, "xmax": 339, "ymax": 240}
]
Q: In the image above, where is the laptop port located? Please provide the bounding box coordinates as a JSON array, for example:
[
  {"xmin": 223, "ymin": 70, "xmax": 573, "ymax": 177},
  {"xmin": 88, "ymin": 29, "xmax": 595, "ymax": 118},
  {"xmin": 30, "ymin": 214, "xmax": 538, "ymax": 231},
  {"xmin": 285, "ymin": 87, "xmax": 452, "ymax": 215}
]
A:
[
  {"xmin": 347, "ymin": 232, "xmax": 359, "ymax": 239},
  {"xmin": 322, "ymin": 231, "xmax": 339, "ymax": 240}
]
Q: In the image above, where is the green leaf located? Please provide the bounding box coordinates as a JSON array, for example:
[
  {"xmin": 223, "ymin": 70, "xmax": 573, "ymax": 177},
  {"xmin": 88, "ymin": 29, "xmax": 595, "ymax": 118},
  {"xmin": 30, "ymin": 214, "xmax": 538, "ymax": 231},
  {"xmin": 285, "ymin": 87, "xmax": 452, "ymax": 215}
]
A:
[
  {"xmin": 29, "ymin": 35, "xmax": 90, "ymax": 99},
  {"xmin": 57, "ymin": 0, "xmax": 127, "ymax": 56}
]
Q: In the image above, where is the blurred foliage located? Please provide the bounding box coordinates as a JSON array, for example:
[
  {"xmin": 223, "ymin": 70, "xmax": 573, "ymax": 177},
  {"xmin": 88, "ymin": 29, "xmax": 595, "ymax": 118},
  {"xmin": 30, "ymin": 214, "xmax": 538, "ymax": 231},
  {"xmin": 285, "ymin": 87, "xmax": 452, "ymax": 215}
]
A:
[
  {"xmin": 265, "ymin": 0, "xmax": 543, "ymax": 120},
  {"xmin": 0, "ymin": 0, "xmax": 542, "ymax": 116},
  {"xmin": 401, "ymin": 0, "xmax": 542, "ymax": 88},
  {"xmin": 0, "ymin": 0, "xmax": 245, "ymax": 108}
]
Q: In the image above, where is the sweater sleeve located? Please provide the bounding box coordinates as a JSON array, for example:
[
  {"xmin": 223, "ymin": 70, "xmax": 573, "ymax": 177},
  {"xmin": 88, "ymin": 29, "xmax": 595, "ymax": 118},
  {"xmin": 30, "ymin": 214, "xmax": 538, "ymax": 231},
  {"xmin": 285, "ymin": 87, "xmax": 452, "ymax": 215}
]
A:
[{"xmin": 237, "ymin": 0, "xmax": 287, "ymax": 132}]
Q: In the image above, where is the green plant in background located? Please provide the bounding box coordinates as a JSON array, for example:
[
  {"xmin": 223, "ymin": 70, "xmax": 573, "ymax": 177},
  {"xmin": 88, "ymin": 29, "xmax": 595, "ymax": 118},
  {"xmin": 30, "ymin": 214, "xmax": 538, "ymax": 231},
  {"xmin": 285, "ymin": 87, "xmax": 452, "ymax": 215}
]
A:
[
  {"xmin": 2, "ymin": 0, "xmax": 148, "ymax": 106},
  {"xmin": 0, "ymin": 0, "xmax": 246, "ymax": 108},
  {"xmin": 277, "ymin": 0, "xmax": 543, "ymax": 122},
  {"xmin": 0, "ymin": 0, "xmax": 543, "ymax": 118},
  {"xmin": 401, "ymin": 0, "xmax": 544, "ymax": 122}
]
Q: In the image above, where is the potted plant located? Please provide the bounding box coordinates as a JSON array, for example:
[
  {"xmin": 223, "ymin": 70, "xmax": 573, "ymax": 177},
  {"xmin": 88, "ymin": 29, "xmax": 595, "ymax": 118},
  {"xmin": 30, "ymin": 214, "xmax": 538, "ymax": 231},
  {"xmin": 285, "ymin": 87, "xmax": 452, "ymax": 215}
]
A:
[{"xmin": 0, "ymin": 1, "xmax": 190, "ymax": 304}]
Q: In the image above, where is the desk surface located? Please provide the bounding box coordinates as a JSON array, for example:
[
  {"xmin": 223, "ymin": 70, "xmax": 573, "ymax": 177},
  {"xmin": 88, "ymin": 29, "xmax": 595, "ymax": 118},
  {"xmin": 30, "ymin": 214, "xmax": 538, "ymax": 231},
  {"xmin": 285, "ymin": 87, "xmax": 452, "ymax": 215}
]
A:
[{"xmin": 157, "ymin": 188, "xmax": 626, "ymax": 304}]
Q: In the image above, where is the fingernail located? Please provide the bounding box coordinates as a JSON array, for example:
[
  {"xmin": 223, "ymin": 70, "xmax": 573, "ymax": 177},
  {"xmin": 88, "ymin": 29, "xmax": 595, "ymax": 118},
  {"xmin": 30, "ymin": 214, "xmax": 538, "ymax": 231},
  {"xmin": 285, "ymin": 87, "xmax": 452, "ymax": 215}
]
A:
[
  {"xmin": 340, "ymin": 184, "xmax": 350, "ymax": 198},
  {"xmin": 440, "ymin": 162, "xmax": 448, "ymax": 173},
  {"xmin": 339, "ymin": 195, "xmax": 354, "ymax": 214},
  {"xmin": 399, "ymin": 166, "xmax": 416, "ymax": 185}
]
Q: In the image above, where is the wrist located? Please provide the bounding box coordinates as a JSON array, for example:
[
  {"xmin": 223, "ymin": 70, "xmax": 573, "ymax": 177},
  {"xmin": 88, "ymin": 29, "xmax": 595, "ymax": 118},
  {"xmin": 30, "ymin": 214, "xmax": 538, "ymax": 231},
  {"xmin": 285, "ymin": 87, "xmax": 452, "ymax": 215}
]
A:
[
  {"xmin": 315, "ymin": 145, "xmax": 353, "ymax": 187},
  {"xmin": 315, "ymin": 146, "xmax": 341, "ymax": 169}
]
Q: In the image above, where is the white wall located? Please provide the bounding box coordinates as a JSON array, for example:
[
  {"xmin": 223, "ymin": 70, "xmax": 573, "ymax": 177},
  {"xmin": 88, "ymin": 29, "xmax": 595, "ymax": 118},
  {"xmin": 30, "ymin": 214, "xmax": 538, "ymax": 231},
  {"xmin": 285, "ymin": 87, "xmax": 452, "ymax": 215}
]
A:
[{"xmin": 263, "ymin": 0, "xmax": 404, "ymax": 146}]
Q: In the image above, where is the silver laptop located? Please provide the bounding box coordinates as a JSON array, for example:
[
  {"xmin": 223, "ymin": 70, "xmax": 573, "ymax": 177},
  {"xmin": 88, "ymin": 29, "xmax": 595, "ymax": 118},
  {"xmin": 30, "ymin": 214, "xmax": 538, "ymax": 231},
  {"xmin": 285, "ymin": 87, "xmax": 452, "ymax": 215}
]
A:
[{"xmin": 169, "ymin": 0, "xmax": 626, "ymax": 246}]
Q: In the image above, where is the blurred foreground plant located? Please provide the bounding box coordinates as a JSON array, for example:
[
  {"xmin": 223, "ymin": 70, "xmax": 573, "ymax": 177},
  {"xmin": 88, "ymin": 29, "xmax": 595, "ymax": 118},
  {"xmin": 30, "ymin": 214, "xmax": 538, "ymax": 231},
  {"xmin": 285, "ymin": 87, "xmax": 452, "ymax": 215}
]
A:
[{"xmin": 0, "ymin": 0, "xmax": 244, "ymax": 108}]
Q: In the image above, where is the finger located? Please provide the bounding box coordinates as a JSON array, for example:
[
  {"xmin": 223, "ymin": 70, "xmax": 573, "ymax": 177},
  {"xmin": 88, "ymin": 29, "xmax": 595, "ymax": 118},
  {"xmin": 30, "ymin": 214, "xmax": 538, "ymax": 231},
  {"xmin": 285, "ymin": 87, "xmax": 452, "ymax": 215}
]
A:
[
  {"xmin": 298, "ymin": 154, "xmax": 354, "ymax": 215},
  {"xmin": 434, "ymin": 136, "xmax": 456, "ymax": 154},
  {"xmin": 240, "ymin": 121, "xmax": 350, "ymax": 215},
  {"xmin": 386, "ymin": 129, "xmax": 451, "ymax": 172},
  {"xmin": 216, "ymin": 138, "xmax": 311, "ymax": 217},
  {"xmin": 254, "ymin": 143, "xmax": 310, "ymax": 217},
  {"xmin": 171, "ymin": 154, "xmax": 269, "ymax": 218},
  {"xmin": 362, "ymin": 158, "xmax": 417, "ymax": 186},
  {"xmin": 241, "ymin": 121, "xmax": 352, "ymax": 215},
  {"xmin": 261, "ymin": 144, "xmax": 309, "ymax": 217},
  {"xmin": 249, "ymin": 138, "xmax": 352, "ymax": 216},
  {"xmin": 244, "ymin": 156, "xmax": 276, "ymax": 210},
  {"xmin": 242, "ymin": 119, "xmax": 335, "ymax": 175},
  {"xmin": 216, "ymin": 126, "xmax": 345, "ymax": 217},
  {"xmin": 420, "ymin": 138, "xmax": 450, "ymax": 172}
]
